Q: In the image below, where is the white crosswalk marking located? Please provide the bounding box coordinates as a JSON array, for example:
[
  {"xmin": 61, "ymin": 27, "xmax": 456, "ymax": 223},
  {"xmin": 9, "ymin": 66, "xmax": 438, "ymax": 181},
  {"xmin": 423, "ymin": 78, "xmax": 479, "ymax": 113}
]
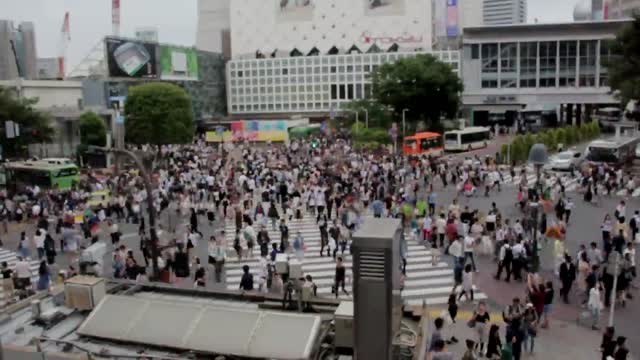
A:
[
  {"xmin": 0, "ymin": 249, "xmax": 41, "ymax": 308},
  {"xmin": 224, "ymin": 213, "xmax": 487, "ymax": 306}
]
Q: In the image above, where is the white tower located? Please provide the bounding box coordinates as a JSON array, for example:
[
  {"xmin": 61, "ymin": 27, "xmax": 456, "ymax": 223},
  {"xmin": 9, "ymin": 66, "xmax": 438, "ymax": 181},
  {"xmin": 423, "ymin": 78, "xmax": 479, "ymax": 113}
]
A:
[{"xmin": 196, "ymin": 0, "xmax": 230, "ymax": 54}]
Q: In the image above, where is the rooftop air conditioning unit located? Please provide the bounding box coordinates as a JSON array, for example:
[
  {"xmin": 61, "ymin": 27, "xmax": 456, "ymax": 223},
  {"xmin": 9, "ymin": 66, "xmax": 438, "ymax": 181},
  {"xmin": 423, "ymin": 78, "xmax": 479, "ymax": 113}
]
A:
[{"xmin": 64, "ymin": 275, "xmax": 105, "ymax": 311}]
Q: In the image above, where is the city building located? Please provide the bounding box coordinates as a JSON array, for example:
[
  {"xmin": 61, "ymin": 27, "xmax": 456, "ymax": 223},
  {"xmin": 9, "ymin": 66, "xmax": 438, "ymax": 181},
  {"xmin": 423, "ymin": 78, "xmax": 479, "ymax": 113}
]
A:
[
  {"xmin": 461, "ymin": 20, "xmax": 630, "ymax": 126},
  {"xmin": 227, "ymin": 50, "xmax": 459, "ymax": 117},
  {"xmin": 0, "ymin": 78, "xmax": 114, "ymax": 158},
  {"xmin": 607, "ymin": 0, "xmax": 640, "ymax": 18},
  {"xmin": 196, "ymin": 0, "xmax": 231, "ymax": 57},
  {"xmin": 227, "ymin": 0, "xmax": 432, "ymax": 59},
  {"xmin": 433, "ymin": 0, "xmax": 484, "ymax": 49},
  {"xmin": 134, "ymin": 27, "xmax": 159, "ymax": 42},
  {"xmin": 483, "ymin": 0, "xmax": 527, "ymax": 25},
  {"xmin": 36, "ymin": 57, "xmax": 60, "ymax": 79},
  {"xmin": 574, "ymin": 0, "xmax": 610, "ymax": 20},
  {"xmin": 0, "ymin": 20, "xmax": 38, "ymax": 80}
]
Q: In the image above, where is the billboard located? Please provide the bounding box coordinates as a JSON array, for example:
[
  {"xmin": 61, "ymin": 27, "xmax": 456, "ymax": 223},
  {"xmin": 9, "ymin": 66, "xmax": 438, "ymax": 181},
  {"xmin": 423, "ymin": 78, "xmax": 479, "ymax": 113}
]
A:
[
  {"xmin": 206, "ymin": 120, "xmax": 289, "ymax": 142},
  {"xmin": 446, "ymin": 0, "xmax": 459, "ymax": 37},
  {"xmin": 105, "ymin": 37, "xmax": 158, "ymax": 78},
  {"xmin": 365, "ymin": 0, "xmax": 406, "ymax": 16},
  {"xmin": 277, "ymin": 0, "xmax": 314, "ymax": 22},
  {"xmin": 159, "ymin": 46, "xmax": 199, "ymax": 81}
]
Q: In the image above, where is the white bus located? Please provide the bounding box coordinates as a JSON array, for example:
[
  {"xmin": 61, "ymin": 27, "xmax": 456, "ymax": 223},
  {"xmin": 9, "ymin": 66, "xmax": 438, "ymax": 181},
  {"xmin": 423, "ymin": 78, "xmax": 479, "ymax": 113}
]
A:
[
  {"xmin": 444, "ymin": 127, "xmax": 492, "ymax": 152},
  {"xmin": 586, "ymin": 136, "xmax": 640, "ymax": 166}
]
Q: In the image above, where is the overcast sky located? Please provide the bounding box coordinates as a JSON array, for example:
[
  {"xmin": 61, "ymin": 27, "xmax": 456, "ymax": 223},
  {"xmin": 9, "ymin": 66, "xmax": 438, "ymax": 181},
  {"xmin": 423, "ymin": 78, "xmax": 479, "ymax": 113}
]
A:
[{"xmin": 4, "ymin": 0, "xmax": 576, "ymax": 72}]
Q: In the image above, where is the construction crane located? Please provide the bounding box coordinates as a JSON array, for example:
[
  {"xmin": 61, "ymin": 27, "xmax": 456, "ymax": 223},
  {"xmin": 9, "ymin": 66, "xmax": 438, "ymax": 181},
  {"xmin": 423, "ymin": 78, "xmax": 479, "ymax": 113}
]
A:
[{"xmin": 58, "ymin": 12, "xmax": 70, "ymax": 79}]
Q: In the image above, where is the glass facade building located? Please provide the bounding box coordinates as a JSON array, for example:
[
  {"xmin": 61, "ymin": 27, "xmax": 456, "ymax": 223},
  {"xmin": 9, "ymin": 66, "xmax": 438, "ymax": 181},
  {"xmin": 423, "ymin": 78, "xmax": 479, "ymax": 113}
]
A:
[{"xmin": 227, "ymin": 51, "xmax": 460, "ymax": 115}]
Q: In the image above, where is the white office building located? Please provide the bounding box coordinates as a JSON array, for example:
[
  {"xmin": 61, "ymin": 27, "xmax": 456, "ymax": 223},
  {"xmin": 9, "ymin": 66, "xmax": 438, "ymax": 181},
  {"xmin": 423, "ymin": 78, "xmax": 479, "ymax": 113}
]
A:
[
  {"xmin": 461, "ymin": 20, "xmax": 630, "ymax": 126},
  {"xmin": 227, "ymin": 50, "xmax": 459, "ymax": 115},
  {"xmin": 483, "ymin": 0, "xmax": 526, "ymax": 25},
  {"xmin": 228, "ymin": 0, "xmax": 431, "ymax": 59},
  {"xmin": 196, "ymin": 0, "xmax": 231, "ymax": 55}
]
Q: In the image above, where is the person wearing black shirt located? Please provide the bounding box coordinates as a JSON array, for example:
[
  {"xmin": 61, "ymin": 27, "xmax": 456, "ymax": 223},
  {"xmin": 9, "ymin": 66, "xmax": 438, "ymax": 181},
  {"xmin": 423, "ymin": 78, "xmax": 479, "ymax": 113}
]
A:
[
  {"xmin": 600, "ymin": 326, "xmax": 616, "ymax": 360},
  {"xmin": 239, "ymin": 265, "xmax": 254, "ymax": 291},
  {"xmin": 1, "ymin": 261, "xmax": 12, "ymax": 279},
  {"xmin": 614, "ymin": 336, "xmax": 629, "ymax": 360},
  {"xmin": 334, "ymin": 257, "xmax": 348, "ymax": 298},
  {"xmin": 174, "ymin": 247, "xmax": 190, "ymax": 278},
  {"xmin": 559, "ymin": 255, "xmax": 576, "ymax": 303},
  {"xmin": 613, "ymin": 230, "xmax": 626, "ymax": 255}
]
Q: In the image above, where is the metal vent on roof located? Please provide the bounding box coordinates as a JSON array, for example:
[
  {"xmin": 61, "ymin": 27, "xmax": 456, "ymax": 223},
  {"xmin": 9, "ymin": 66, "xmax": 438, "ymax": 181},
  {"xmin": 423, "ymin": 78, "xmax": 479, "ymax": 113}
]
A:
[{"xmin": 358, "ymin": 250, "xmax": 385, "ymax": 280}]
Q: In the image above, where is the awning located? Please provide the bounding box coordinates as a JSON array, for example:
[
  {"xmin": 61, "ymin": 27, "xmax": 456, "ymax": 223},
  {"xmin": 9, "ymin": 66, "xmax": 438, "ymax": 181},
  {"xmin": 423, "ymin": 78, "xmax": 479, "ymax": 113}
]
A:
[{"xmin": 77, "ymin": 295, "xmax": 322, "ymax": 359}]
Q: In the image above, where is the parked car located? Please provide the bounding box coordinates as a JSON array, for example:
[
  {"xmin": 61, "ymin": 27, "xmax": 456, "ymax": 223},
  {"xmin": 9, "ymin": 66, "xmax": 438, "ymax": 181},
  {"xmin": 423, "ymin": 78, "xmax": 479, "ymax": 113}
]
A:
[{"xmin": 545, "ymin": 150, "xmax": 584, "ymax": 171}]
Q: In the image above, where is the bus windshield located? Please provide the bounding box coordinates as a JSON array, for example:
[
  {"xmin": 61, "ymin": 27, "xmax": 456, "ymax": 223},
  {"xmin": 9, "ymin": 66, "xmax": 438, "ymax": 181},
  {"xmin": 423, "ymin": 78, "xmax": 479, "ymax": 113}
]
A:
[
  {"xmin": 404, "ymin": 139, "xmax": 417, "ymax": 147},
  {"xmin": 445, "ymin": 133, "xmax": 458, "ymax": 142},
  {"xmin": 587, "ymin": 147, "xmax": 618, "ymax": 163}
]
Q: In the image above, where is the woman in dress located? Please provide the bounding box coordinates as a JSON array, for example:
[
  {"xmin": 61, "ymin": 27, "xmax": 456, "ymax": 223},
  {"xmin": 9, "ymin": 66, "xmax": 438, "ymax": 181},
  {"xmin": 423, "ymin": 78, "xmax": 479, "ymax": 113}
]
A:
[
  {"xmin": 36, "ymin": 260, "xmax": 51, "ymax": 291},
  {"xmin": 577, "ymin": 251, "xmax": 591, "ymax": 295}
]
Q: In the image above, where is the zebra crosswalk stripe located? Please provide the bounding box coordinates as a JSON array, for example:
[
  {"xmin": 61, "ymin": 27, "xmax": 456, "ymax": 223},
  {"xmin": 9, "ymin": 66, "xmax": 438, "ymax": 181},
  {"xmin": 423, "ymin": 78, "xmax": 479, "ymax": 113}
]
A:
[{"xmin": 224, "ymin": 213, "xmax": 487, "ymax": 306}]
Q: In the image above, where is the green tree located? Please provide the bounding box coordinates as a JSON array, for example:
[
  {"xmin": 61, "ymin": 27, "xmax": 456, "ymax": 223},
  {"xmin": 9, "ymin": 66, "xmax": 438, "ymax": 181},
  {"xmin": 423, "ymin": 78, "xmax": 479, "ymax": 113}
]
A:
[
  {"xmin": 606, "ymin": 16, "xmax": 640, "ymax": 104},
  {"xmin": 511, "ymin": 136, "xmax": 526, "ymax": 162},
  {"xmin": 124, "ymin": 82, "xmax": 194, "ymax": 144},
  {"xmin": 343, "ymin": 99, "xmax": 393, "ymax": 129},
  {"xmin": 79, "ymin": 111, "xmax": 107, "ymax": 147},
  {"xmin": 0, "ymin": 86, "xmax": 53, "ymax": 157},
  {"xmin": 372, "ymin": 54, "xmax": 464, "ymax": 130}
]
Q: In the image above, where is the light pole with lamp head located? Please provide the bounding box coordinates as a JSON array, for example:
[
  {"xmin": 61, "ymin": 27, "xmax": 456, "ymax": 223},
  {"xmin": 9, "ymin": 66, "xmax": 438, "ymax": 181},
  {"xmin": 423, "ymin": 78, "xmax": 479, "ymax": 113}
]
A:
[
  {"xmin": 364, "ymin": 109, "xmax": 369, "ymax": 129},
  {"xmin": 528, "ymin": 143, "xmax": 548, "ymax": 273}
]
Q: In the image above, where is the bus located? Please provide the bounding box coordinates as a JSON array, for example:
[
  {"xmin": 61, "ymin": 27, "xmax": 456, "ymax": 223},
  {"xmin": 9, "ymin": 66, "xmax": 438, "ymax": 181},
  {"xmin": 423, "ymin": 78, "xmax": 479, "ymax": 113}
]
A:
[
  {"xmin": 444, "ymin": 127, "xmax": 492, "ymax": 152},
  {"xmin": 403, "ymin": 132, "xmax": 443, "ymax": 156},
  {"xmin": 586, "ymin": 136, "xmax": 640, "ymax": 166},
  {"xmin": 4, "ymin": 160, "xmax": 80, "ymax": 191}
]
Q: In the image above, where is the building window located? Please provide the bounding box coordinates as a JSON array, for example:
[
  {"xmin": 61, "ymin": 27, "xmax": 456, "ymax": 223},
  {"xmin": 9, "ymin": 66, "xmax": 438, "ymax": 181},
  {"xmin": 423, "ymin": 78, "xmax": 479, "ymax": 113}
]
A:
[
  {"xmin": 331, "ymin": 84, "xmax": 338, "ymax": 100},
  {"xmin": 238, "ymin": 71, "xmax": 243, "ymax": 78},
  {"xmin": 600, "ymin": 40, "xmax": 612, "ymax": 87},
  {"xmin": 500, "ymin": 43, "xmax": 517, "ymax": 88},
  {"xmin": 559, "ymin": 41, "xmax": 577, "ymax": 87},
  {"xmin": 579, "ymin": 40, "xmax": 597, "ymax": 87},
  {"xmin": 519, "ymin": 42, "xmax": 537, "ymax": 88},
  {"xmin": 539, "ymin": 41, "xmax": 557, "ymax": 87},
  {"xmin": 471, "ymin": 44, "xmax": 479, "ymax": 60},
  {"xmin": 481, "ymin": 43, "xmax": 498, "ymax": 88}
]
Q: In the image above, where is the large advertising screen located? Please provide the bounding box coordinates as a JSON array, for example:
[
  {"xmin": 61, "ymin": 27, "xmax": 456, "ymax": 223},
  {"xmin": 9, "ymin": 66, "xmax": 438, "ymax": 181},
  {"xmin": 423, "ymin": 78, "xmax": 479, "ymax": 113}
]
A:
[
  {"xmin": 276, "ymin": 0, "xmax": 314, "ymax": 22},
  {"xmin": 105, "ymin": 37, "xmax": 158, "ymax": 78},
  {"xmin": 446, "ymin": 0, "xmax": 459, "ymax": 37},
  {"xmin": 206, "ymin": 120, "xmax": 289, "ymax": 142},
  {"xmin": 365, "ymin": 0, "xmax": 405, "ymax": 16},
  {"xmin": 160, "ymin": 45, "xmax": 199, "ymax": 81}
]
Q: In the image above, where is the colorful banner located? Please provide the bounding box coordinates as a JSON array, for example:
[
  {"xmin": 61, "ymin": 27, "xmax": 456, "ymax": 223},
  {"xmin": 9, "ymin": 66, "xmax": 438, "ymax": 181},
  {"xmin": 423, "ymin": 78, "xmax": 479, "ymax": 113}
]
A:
[
  {"xmin": 446, "ymin": 0, "xmax": 459, "ymax": 37},
  {"xmin": 206, "ymin": 120, "xmax": 289, "ymax": 142}
]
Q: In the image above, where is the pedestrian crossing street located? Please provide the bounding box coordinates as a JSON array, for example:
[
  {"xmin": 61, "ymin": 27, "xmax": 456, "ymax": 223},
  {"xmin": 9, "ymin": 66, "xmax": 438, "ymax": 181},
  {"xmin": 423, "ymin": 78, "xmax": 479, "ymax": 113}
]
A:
[
  {"xmin": 494, "ymin": 169, "xmax": 640, "ymax": 198},
  {"xmin": 223, "ymin": 213, "xmax": 487, "ymax": 306},
  {"xmin": 0, "ymin": 249, "xmax": 40, "ymax": 308}
]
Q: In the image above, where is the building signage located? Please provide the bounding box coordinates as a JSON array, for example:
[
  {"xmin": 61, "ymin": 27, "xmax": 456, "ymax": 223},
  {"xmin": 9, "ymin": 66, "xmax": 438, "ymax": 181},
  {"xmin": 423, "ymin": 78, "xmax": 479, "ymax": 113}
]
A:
[
  {"xmin": 361, "ymin": 31, "xmax": 424, "ymax": 44},
  {"xmin": 483, "ymin": 95, "xmax": 518, "ymax": 104},
  {"xmin": 446, "ymin": 0, "xmax": 459, "ymax": 37}
]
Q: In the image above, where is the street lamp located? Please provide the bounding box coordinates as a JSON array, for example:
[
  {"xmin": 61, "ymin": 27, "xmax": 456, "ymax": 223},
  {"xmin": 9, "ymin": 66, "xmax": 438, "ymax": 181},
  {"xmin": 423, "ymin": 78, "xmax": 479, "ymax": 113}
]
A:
[
  {"xmin": 364, "ymin": 109, "xmax": 369, "ymax": 129},
  {"xmin": 528, "ymin": 143, "xmax": 548, "ymax": 273},
  {"xmin": 348, "ymin": 110, "xmax": 360, "ymax": 134},
  {"xmin": 88, "ymin": 145, "xmax": 161, "ymax": 280},
  {"xmin": 402, "ymin": 109, "xmax": 409, "ymax": 138}
]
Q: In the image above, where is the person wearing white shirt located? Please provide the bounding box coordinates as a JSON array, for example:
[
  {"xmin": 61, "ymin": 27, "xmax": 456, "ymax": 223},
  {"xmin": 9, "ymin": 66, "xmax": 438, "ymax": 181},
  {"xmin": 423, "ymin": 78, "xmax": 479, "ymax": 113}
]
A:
[
  {"xmin": 422, "ymin": 216, "xmax": 433, "ymax": 244},
  {"xmin": 511, "ymin": 240, "xmax": 526, "ymax": 281},
  {"xmin": 14, "ymin": 257, "xmax": 31, "ymax": 290},
  {"xmin": 615, "ymin": 201, "xmax": 626, "ymax": 223},
  {"xmin": 34, "ymin": 229, "xmax": 46, "ymax": 260},
  {"xmin": 463, "ymin": 235, "xmax": 477, "ymax": 272},
  {"xmin": 435, "ymin": 214, "xmax": 447, "ymax": 248},
  {"xmin": 448, "ymin": 237, "xmax": 463, "ymax": 260}
]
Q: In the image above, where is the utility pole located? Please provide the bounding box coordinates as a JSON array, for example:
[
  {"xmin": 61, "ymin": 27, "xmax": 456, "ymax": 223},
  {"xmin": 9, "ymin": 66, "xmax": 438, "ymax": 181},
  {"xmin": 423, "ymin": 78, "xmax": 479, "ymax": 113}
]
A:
[
  {"xmin": 609, "ymin": 251, "xmax": 620, "ymax": 327},
  {"xmin": 402, "ymin": 109, "xmax": 409, "ymax": 138},
  {"xmin": 88, "ymin": 146, "xmax": 160, "ymax": 280}
]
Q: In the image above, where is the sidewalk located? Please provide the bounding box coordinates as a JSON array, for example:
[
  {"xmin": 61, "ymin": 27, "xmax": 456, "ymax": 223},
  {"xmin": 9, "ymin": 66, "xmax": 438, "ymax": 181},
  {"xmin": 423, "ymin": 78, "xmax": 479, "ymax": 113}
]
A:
[{"xmin": 427, "ymin": 315, "xmax": 612, "ymax": 359}]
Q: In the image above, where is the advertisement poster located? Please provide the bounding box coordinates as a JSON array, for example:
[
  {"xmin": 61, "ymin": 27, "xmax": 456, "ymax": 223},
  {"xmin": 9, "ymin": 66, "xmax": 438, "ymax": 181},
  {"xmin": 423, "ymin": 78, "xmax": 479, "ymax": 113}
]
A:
[
  {"xmin": 277, "ymin": 0, "xmax": 314, "ymax": 22},
  {"xmin": 365, "ymin": 0, "xmax": 405, "ymax": 16},
  {"xmin": 105, "ymin": 37, "xmax": 158, "ymax": 78},
  {"xmin": 206, "ymin": 120, "xmax": 289, "ymax": 142},
  {"xmin": 446, "ymin": 0, "xmax": 459, "ymax": 37},
  {"xmin": 160, "ymin": 46, "xmax": 199, "ymax": 81}
]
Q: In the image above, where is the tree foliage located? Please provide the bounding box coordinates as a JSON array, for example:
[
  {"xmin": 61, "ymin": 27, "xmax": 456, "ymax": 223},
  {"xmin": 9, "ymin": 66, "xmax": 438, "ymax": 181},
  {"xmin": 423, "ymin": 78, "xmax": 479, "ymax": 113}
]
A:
[
  {"xmin": 124, "ymin": 82, "xmax": 194, "ymax": 145},
  {"xmin": 79, "ymin": 111, "xmax": 107, "ymax": 147},
  {"xmin": 371, "ymin": 54, "xmax": 463, "ymax": 130},
  {"xmin": 342, "ymin": 99, "xmax": 394, "ymax": 129},
  {"xmin": 0, "ymin": 86, "xmax": 53, "ymax": 157},
  {"xmin": 606, "ymin": 16, "xmax": 640, "ymax": 104}
]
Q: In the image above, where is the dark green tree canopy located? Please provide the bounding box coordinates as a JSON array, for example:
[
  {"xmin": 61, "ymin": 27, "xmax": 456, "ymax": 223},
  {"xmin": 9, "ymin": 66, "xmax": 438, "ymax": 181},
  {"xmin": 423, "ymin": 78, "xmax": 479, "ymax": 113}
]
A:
[
  {"xmin": 371, "ymin": 54, "xmax": 463, "ymax": 128},
  {"xmin": 79, "ymin": 111, "xmax": 107, "ymax": 147},
  {"xmin": 0, "ymin": 86, "xmax": 53, "ymax": 157},
  {"xmin": 607, "ymin": 16, "xmax": 640, "ymax": 104},
  {"xmin": 124, "ymin": 82, "xmax": 195, "ymax": 145}
]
